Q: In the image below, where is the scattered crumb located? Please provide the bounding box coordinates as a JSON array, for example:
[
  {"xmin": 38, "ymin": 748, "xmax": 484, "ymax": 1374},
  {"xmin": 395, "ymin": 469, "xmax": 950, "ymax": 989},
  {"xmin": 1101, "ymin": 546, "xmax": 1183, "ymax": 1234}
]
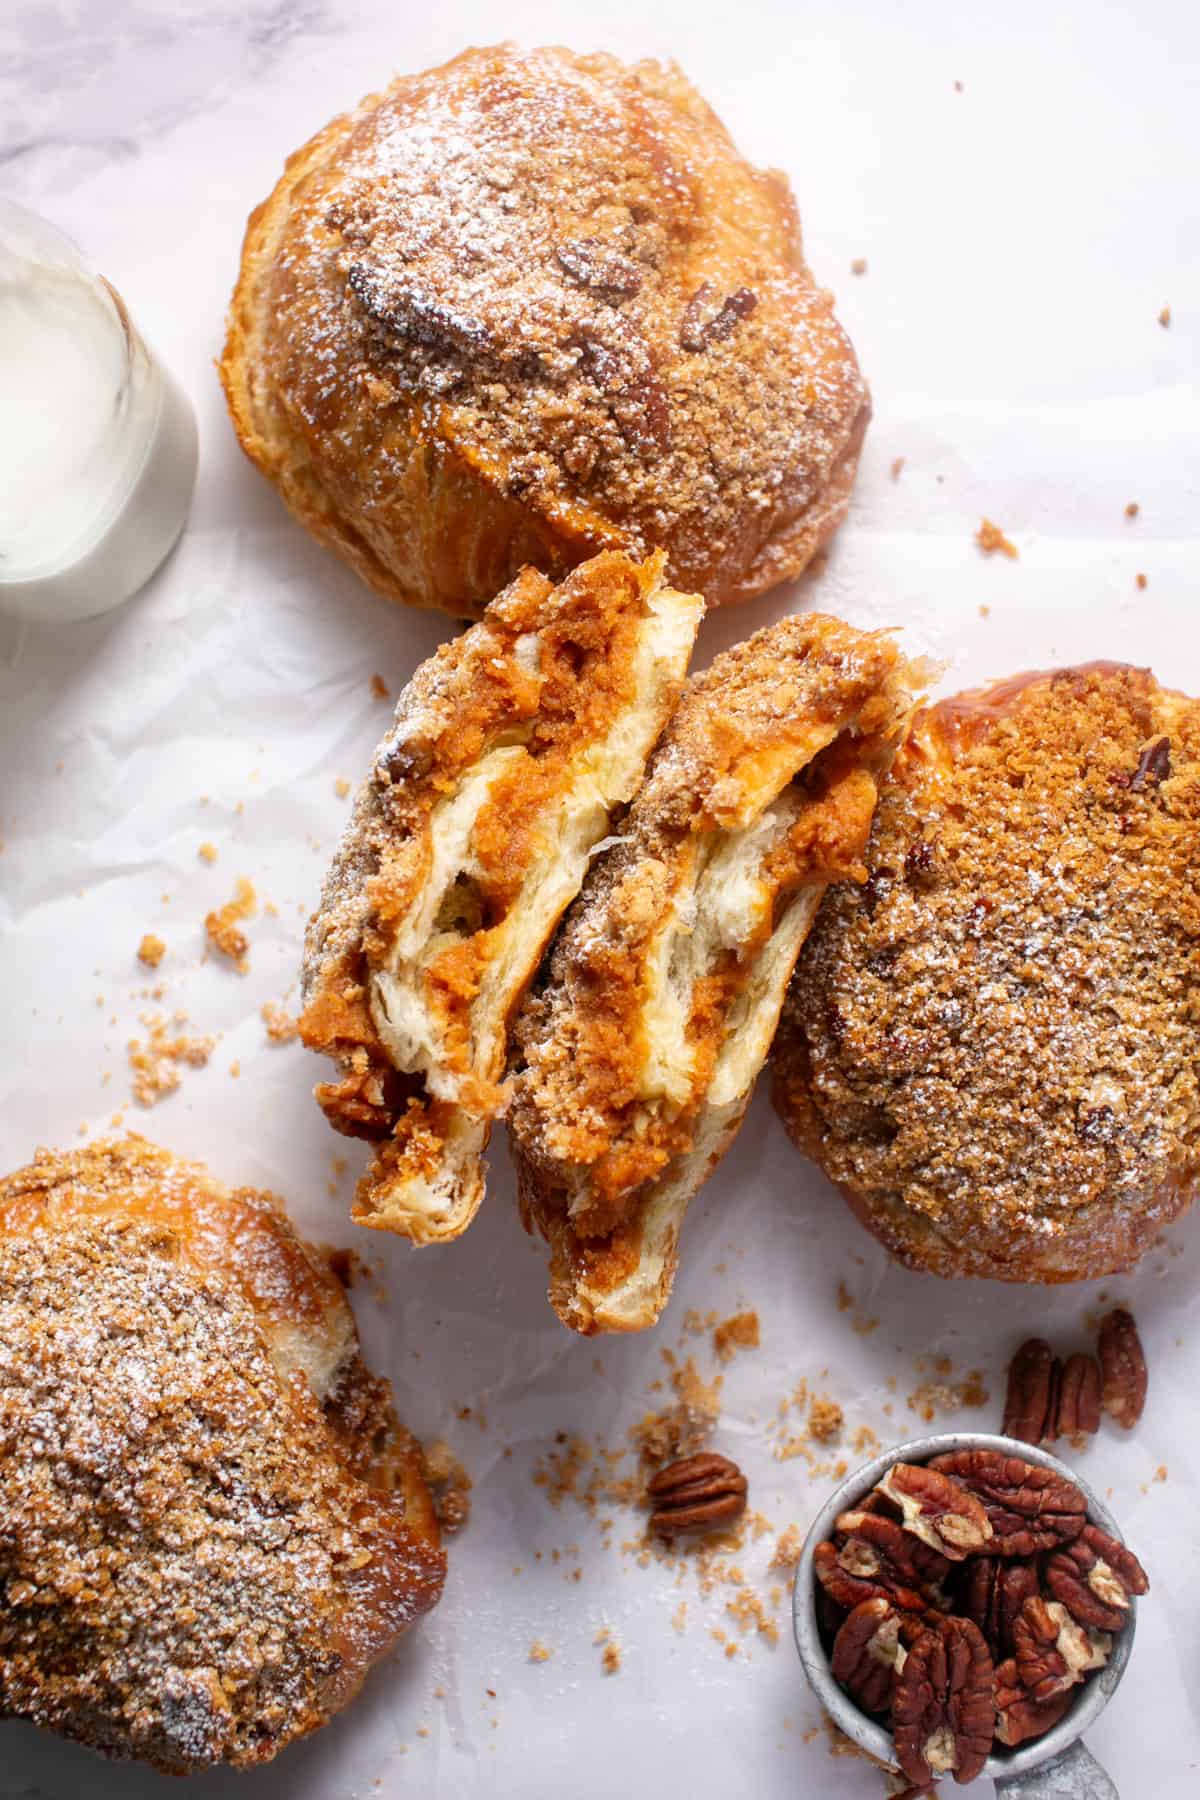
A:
[
  {"xmin": 229, "ymin": 1060, "xmax": 240, "ymax": 1079},
  {"xmin": 978, "ymin": 603, "xmax": 990, "ymax": 618},
  {"xmin": 713, "ymin": 1310, "xmax": 760, "ymax": 1363},
  {"xmin": 371, "ymin": 673, "xmax": 390, "ymax": 700},
  {"xmin": 601, "ymin": 1640, "xmax": 621, "ymax": 1675},
  {"xmin": 976, "ymin": 517, "xmax": 1019, "ymax": 558},
  {"xmin": 423, "ymin": 1442, "xmax": 473, "ymax": 1534},
  {"xmin": 1136, "ymin": 572, "xmax": 1148, "ymax": 590},
  {"xmin": 808, "ymin": 1396, "xmax": 844, "ymax": 1443},
  {"xmin": 136, "ymin": 933, "xmax": 165, "ymax": 969},
  {"xmin": 671, "ymin": 1600, "xmax": 688, "ymax": 1635},
  {"xmin": 1125, "ymin": 501, "xmax": 1140, "ymax": 519},
  {"xmin": 127, "ymin": 1012, "xmax": 215, "ymax": 1106},
  {"xmin": 334, "ymin": 777, "xmax": 351, "ymax": 799},
  {"xmin": 528, "ymin": 1641, "xmax": 554, "ymax": 1664},
  {"xmin": 1158, "ymin": 304, "xmax": 1171, "ymax": 328},
  {"xmin": 890, "ymin": 456, "xmax": 905, "ymax": 480},
  {"xmin": 770, "ymin": 1525, "xmax": 804, "ymax": 1573},
  {"xmin": 907, "ymin": 1360, "xmax": 989, "ymax": 1424},
  {"xmin": 205, "ymin": 876, "xmax": 256, "ymax": 973},
  {"xmin": 262, "ymin": 1001, "xmax": 300, "ymax": 1044},
  {"xmin": 850, "ymin": 257, "xmax": 868, "ymax": 276},
  {"xmin": 954, "ymin": 78, "xmax": 964, "ymax": 92},
  {"xmin": 198, "ymin": 841, "xmax": 218, "ymax": 864}
]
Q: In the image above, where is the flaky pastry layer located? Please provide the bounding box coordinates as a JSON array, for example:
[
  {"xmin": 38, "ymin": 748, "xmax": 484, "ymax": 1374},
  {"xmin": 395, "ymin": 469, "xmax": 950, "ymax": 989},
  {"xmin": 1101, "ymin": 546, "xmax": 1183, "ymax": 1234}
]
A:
[
  {"xmin": 0, "ymin": 1138, "xmax": 444, "ymax": 1774},
  {"xmin": 301, "ymin": 550, "xmax": 702, "ymax": 1241},
  {"xmin": 509, "ymin": 613, "xmax": 923, "ymax": 1332},
  {"xmin": 773, "ymin": 662, "xmax": 1200, "ymax": 1282}
]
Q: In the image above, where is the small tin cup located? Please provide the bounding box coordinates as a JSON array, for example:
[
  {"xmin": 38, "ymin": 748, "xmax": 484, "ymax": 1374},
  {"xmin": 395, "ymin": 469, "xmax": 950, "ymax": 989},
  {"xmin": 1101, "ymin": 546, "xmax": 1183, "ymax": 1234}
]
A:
[{"xmin": 793, "ymin": 1432, "xmax": 1134, "ymax": 1799}]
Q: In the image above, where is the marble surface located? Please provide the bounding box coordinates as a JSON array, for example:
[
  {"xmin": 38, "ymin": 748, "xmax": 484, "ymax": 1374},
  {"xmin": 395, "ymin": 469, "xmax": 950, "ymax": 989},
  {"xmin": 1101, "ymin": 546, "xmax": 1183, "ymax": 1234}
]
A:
[{"xmin": 1, "ymin": 3, "xmax": 1198, "ymax": 1796}]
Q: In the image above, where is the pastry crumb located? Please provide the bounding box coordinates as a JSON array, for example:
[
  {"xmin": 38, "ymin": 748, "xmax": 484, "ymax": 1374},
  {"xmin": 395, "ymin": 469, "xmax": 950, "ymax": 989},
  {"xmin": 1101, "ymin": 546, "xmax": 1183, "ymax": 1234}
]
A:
[
  {"xmin": 712, "ymin": 1310, "xmax": 760, "ymax": 1362},
  {"xmin": 198, "ymin": 841, "xmax": 218, "ymax": 864},
  {"xmin": 1158, "ymin": 304, "xmax": 1171, "ymax": 328},
  {"xmin": 205, "ymin": 876, "xmax": 257, "ymax": 973},
  {"xmin": 954, "ymin": 78, "xmax": 964, "ymax": 92},
  {"xmin": 334, "ymin": 777, "xmax": 351, "ymax": 799},
  {"xmin": 423, "ymin": 1441, "xmax": 472, "ymax": 1534},
  {"xmin": 808, "ymin": 1396, "xmax": 844, "ymax": 1443},
  {"xmin": 370, "ymin": 673, "xmax": 390, "ymax": 700},
  {"xmin": 600, "ymin": 1640, "xmax": 621, "ymax": 1675},
  {"xmin": 1136, "ymin": 572, "xmax": 1148, "ymax": 589},
  {"xmin": 127, "ymin": 1013, "xmax": 215, "ymax": 1106},
  {"xmin": 850, "ymin": 257, "xmax": 868, "ymax": 276},
  {"xmin": 1125, "ymin": 501, "xmax": 1140, "ymax": 519},
  {"xmin": 528, "ymin": 1640, "xmax": 554, "ymax": 1664},
  {"xmin": 890, "ymin": 456, "xmax": 905, "ymax": 480},
  {"xmin": 976, "ymin": 517, "xmax": 1018, "ymax": 558},
  {"xmin": 770, "ymin": 1524, "xmax": 804, "ymax": 1572},
  {"xmin": 262, "ymin": 1001, "xmax": 300, "ymax": 1043},
  {"xmin": 136, "ymin": 933, "xmax": 166, "ymax": 969}
]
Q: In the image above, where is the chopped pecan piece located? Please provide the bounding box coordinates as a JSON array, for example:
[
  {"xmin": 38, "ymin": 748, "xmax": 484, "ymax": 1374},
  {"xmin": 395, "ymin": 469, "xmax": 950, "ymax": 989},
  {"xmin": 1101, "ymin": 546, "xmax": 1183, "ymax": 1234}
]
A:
[
  {"xmin": 893, "ymin": 1616, "xmax": 994, "ymax": 1787},
  {"xmin": 928, "ymin": 1450, "xmax": 1086, "ymax": 1556},
  {"xmin": 1013, "ymin": 1596, "xmax": 1111, "ymax": 1702},
  {"xmin": 1056, "ymin": 1352, "xmax": 1102, "ymax": 1442},
  {"xmin": 831, "ymin": 1598, "xmax": 910, "ymax": 1715},
  {"xmin": 647, "ymin": 1452, "xmax": 747, "ymax": 1538},
  {"xmin": 1098, "ymin": 1309, "xmax": 1148, "ymax": 1429},
  {"xmin": 1002, "ymin": 1338, "xmax": 1057, "ymax": 1444},
  {"xmin": 994, "ymin": 1656, "xmax": 1074, "ymax": 1747},
  {"xmin": 960, "ymin": 1556, "xmax": 1040, "ymax": 1661},
  {"xmin": 679, "ymin": 282, "xmax": 758, "ymax": 351},
  {"xmin": 1129, "ymin": 735, "xmax": 1172, "ymax": 789},
  {"xmin": 877, "ymin": 1462, "xmax": 993, "ymax": 1560},
  {"xmin": 1045, "ymin": 1524, "xmax": 1148, "ymax": 1633}
]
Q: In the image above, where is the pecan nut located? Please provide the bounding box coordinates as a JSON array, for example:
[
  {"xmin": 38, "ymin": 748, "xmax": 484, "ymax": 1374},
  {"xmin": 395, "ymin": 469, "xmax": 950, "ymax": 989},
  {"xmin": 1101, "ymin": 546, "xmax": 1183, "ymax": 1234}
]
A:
[
  {"xmin": 893, "ymin": 1616, "xmax": 994, "ymax": 1787},
  {"xmin": 646, "ymin": 1452, "xmax": 747, "ymax": 1538},
  {"xmin": 831, "ymin": 1598, "xmax": 911, "ymax": 1716},
  {"xmin": 815, "ymin": 1512, "xmax": 937, "ymax": 1616},
  {"xmin": 877, "ymin": 1462, "xmax": 993, "ymax": 1560},
  {"xmin": 1044, "ymin": 1524, "xmax": 1148, "ymax": 1633},
  {"xmin": 1002, "ymin": 1338, "xmax": 1057, "ymax": 1444},
  {"xmin": 1056, "ymin": 1352, "xmax": 1102, "ymax": 1442},
  {"xmin": 1013, "ymin": 1595, "xmax": 1111, "ymax": 1702},
  {"xmin": 960, "ymin": 1556, "xmax": 1040, "ymax": 1661},
  {"xmin": 928, "ymin": 1450, "xmax": 1086, "ymax": 1556},
  {"xmin": 1098, "ymin": 1309, "xmax": 1147, "ymax": 1429},
  {"xmin": 994, "ymin": 1656, "xmax": 1074, "ymax": 1748}
]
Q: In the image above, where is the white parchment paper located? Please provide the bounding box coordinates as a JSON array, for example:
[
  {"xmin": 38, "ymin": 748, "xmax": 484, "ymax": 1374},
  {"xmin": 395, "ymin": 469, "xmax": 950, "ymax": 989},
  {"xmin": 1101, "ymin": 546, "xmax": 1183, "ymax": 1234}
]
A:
[{"xmin": 1, "ymin": 2, "xmax": 1198, "ymax": 1794}]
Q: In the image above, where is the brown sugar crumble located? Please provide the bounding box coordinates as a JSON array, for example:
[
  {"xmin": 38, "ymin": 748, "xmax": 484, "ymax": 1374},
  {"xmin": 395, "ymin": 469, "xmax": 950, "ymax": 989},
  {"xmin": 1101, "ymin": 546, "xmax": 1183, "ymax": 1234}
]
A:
[
  {"xmin": 1158, "ymin": 304, "xmax": 1171, "ymax": 328},
  {"xmin": 422, "ymin": 1441, "xmax": 472, "ymax": 1534},
  {"xmin": 1125, "ymin": 501, "xmax": 1140, "ymax": 519},
  {"xmin": 808, "ymin": 1396, "xmax": 844, "ymax": 1443},
  {"xmin": 261, "ymin": 1002, "xmax": 300, "ymax": 1044},
  {"xmin": 528, "ymin": 1640, "xmax": 554, "ymax": 1664},
  {"xmin": 850, "ymin": 257, "xmax": 868, "ymax": 276},
  {"xmin": 334, "ymin": 777, "xmax": 351, "ymax": 799},
  {"xmin": 1136, "ymin": 572, "xmax": 1148, "ymax": 589},
  {"xmin": 198, "ymin": 841, "xmax": 218, "ymax": 864},
  {"xmin": 205, "ymin": 877, "xmax": 257, "ymax": 974},
  {"xmin": 976, "ymin": 517, "xmax": 1019, "ymax": 558},
  {"xmin": 712, "ymin": 1309, "xmax": 760, "ymax": 1362},
  {"xmin": 136, "ymin": 933, "xmax": 165, "ymax": 969},
  {"xmin": 127, "ymin": 1013, "xmax": 215, "ymax": 1106},
  {"xmin": 370, "ymin": 673, "xmax": 390, "ymax": 700}
]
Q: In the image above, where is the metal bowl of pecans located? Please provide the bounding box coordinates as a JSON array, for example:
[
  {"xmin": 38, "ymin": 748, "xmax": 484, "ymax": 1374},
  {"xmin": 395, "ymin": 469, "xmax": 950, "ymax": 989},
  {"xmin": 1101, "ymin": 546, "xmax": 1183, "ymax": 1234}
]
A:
[{"xmin": 792, "ymin": 1432, "xmax": 1143, "ymax": 1800}]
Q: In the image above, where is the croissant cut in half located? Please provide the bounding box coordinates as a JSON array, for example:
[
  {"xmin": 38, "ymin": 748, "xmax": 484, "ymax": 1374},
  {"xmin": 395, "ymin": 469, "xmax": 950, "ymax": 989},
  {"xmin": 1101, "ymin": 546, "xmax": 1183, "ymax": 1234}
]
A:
[
  {"xmin": 0, "ymin": 1138, "xmax": 444, "ymax": 1774},
  {"xmin": 508, "ymin": 613, "xmax": 924, "ymax": 1333},
  {"xmin": 301, "ymin": 550, "xmax": 703, "ymax": 1242}
]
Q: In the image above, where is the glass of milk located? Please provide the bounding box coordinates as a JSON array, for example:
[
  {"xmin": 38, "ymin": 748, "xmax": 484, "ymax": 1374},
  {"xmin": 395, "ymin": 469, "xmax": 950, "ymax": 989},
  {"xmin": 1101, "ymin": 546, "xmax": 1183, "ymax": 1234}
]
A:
[{"xmin": 0, "ymin": 201, "xmax": 198, "ymax": 624}]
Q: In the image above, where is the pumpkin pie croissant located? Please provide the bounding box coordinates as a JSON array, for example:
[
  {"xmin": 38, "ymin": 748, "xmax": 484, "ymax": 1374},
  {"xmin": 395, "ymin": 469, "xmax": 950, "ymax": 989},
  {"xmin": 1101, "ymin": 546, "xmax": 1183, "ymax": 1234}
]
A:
[
  {"xmin": 301, "ymin": 550, "xmax": 702, "ymax": 1242},
  {"xmin": 508, "ymin": 613, "xmax": 923, "ymax": 1333},
  {"xmin": 0, "ymin": 1138, "xmax": 444, "ymax": 1773}
]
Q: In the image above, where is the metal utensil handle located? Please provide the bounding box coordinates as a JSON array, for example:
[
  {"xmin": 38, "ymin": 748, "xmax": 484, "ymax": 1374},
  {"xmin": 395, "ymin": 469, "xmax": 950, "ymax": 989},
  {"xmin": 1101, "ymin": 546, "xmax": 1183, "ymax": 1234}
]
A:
[{"xmin": 994, "ymin": 1738, "xmax": 1118, "ymax": 1800}]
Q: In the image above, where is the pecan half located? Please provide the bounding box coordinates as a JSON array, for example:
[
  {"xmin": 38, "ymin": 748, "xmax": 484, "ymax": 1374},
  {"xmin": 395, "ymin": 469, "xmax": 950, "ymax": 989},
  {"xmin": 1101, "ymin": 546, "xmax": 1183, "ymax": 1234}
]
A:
[
  {"xmin": 893, "ymin": 1616, "xmax": 994, "ymax": 1787},
  {"xmin": 831, "ymin": 1598, "xmax": 911, "ymax": 1715},
  {"xmin": 1056, "ymin": 1353, "xmax": 1102, "ymax": 1442},
  {"xmin": 877, "ymin": 1463, "xmax": 993, "ymax": 1560},
  {"xmin": 994, "ymin": 1656, "xmax": 1074, "ymax": 1747},
  {"xmin": 960, "ymin": 1556, "xmax": 1040, "ymax": 1661},
  {"xmin": 1098, "ymin": 1309, "xmax": 1147, "ymax": 1429},
  {"xmin": 836, "ymin": 1508, "xmax": 952, "ymax": 1589},
  {"xmin": 1045, "ymin": 1524, "xmax": 1148, "ymax": 1633},
  {"xmin": 646, "ymin": 1452, "xmax": 747, "ymax": 1538},
  {"xmin": 1002, "ymin": 1338, "xmax": 1057, "ymax": 1444},
  {"xmin": 1013, "ymin": 1596, "xmax": 1111, "ymax": 1702},
  {"xmin": 928, "ymin": 1450, "xmax": 1086, "ymax": 1556},
  {"xmin": 816, "ymin": 1513, "xmax": 936, "ymax": 1616}
]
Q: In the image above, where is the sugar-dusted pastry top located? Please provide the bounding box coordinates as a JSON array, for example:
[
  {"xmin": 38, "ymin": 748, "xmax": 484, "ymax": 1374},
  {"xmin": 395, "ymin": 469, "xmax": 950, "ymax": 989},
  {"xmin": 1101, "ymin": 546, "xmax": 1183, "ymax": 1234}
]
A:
[
  {"xmin": 509, "ymin": 613, "xmax": 922, "ymax": 1333},
  {"xmin": 300, "ymin": 550, "xmax": 702, "ymax": 1242},
  {"xmin": 0, "ymin": 1138, "xmax": 444, "ymax": 1774},
  {"xmin": 773, "ymin": 662, "xmax": 1200, "ymax": 1281},
  {"xmin": 221, "ymin": 43, "xmax": 868, "ymax": 616}
]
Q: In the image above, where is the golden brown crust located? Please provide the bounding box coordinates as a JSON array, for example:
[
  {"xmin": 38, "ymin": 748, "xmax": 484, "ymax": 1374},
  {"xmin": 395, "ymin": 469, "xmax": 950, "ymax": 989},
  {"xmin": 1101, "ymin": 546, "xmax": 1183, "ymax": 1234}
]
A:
[
  {"xmin": 509, "ymin": 614, "xmax": 922, "ymax": 1332},
  {"xmin": 773, "ymin": 663, "xmax": 1200, "ymax": 1281},
  {"xmin": 300, "ymin": 550, "xmax": 702, "ymax": 1241},
  {"xmin": 220, "ymin": 43, "xmax": 868, "ymax": 616},
  {"xmin": 0, "ymin": 1138, "xmax": 445, "ymax": 1773}
]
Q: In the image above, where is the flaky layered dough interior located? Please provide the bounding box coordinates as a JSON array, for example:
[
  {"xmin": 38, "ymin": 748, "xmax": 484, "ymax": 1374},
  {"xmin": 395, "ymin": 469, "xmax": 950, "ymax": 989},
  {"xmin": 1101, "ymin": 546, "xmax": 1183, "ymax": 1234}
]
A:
[
  {"xmin": 772, "ymin": 662, "xmax": 1200, "ymax": 1283},
  {"xmin": 0, "ymin": 1138, "xmax": 444, "ymax": 1774},
  {"xmin": 301, "ymin": 550, "xmax": 702, "ymax": 1242},
  {"xmin": 509, "ymin": 614, "xmax": 924, "ymax": 1333},
  {"xmin": 219, "ymin": 43, "xmax": 868, "ymax": 616}
]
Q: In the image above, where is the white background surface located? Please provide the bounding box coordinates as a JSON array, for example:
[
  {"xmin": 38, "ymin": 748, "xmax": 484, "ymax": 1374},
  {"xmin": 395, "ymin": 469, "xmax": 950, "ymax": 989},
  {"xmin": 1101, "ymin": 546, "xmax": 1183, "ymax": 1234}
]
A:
[{"xmin": 1, "ymin": 2, "xmax": 1198, "ymax": 1794}]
